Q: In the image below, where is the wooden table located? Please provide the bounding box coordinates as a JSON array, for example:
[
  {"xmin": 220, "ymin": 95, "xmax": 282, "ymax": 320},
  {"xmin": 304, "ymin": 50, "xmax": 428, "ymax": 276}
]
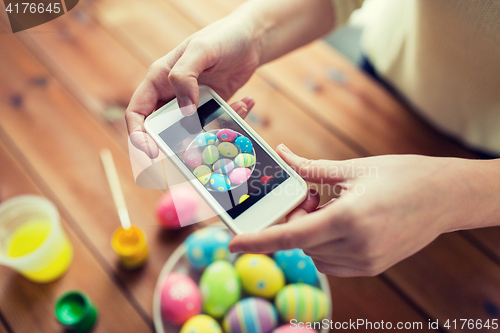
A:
[{"xmin": 1, "ymin": 0, "xmax": 499, "ymax": 332}]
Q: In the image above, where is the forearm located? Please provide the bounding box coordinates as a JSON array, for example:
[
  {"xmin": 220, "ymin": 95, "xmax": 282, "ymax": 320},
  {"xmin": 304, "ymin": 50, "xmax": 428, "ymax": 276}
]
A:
[
  {"xmin": 232, "ymin": 0, "xmax": 335, "ymax": 65},
  {"xmin": 449, "ymin": 158, "xmax": 500, "ymax": 231}
]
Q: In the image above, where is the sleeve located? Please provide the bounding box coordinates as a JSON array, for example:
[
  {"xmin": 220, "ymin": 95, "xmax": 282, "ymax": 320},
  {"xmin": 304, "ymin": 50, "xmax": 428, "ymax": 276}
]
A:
[{"xmin": 331, "ymin": 0, "xmax": 365, "ymax": 27}]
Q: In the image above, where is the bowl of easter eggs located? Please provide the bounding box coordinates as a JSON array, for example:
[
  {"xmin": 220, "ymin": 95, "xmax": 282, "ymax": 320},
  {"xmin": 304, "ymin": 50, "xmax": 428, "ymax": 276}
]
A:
[
  {"xmin": 153, "ymin": 226, "xmax": 332, "ymax": 333},
  {"xmin": 183, "ymin": 129, "xmax": 256, "ymax": 193}
]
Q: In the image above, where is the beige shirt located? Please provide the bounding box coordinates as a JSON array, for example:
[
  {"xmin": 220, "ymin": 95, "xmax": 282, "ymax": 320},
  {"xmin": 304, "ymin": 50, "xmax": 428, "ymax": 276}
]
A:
[{"xmin": 332, "ymin": 0, "xmax": 500, "ymax": 154}]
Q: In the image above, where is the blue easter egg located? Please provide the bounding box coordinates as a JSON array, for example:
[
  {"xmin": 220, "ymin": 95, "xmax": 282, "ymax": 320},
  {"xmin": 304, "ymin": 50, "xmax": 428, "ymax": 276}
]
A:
[
  {"xmin": 234, "ymin": 136, "xmax": 253, "ymax": 153},
  {"xmin": 210, "ymin": 173, "xmax": 231, "ymax": 192},
  {"xmin": 273, "ymin": 249, "xmax": 319, "ymax": 285},
  {"xmin": 184, "ymin": 227, "xmax": 232, "ymax": 269},
  {"xmin": 196, "ymin": 132, "xmax": 217, "ymax": 146}
]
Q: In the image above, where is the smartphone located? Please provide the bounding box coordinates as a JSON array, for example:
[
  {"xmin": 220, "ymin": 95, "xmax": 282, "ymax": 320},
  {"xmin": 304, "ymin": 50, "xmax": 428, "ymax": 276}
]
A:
[{"xmin": 145, "ymin": 86, "xmax": 307, "ymax": 234}]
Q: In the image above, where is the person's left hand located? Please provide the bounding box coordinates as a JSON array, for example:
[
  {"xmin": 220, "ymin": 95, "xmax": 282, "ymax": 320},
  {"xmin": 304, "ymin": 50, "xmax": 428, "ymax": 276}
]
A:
[{"xmin": 229, "ymin": 145, "xmax": 483, "ymax": 277}]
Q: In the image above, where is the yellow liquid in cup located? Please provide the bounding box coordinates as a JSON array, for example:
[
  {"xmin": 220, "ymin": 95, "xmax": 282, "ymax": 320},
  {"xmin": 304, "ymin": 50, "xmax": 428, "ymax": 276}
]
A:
[{"xmin": 7, "ymin": 220, "xmax": 72, "ymax": 283}]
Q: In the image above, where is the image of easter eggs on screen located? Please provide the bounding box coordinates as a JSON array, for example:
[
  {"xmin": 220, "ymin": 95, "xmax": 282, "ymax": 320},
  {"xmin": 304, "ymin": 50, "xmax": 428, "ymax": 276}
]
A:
[{"xmin": 183, "ymin": 129, "xmax": 256, "ymax": 194}]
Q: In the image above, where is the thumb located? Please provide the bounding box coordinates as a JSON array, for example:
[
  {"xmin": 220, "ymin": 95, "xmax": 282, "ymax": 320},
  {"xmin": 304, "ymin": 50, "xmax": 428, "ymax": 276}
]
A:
[
  {"xmin": 277, "ymin": 144, "xmax": 351, "ymax": 185},
  {"xmin": 228, "ymin": 205, "xmax": 342, "ymax": 253}
]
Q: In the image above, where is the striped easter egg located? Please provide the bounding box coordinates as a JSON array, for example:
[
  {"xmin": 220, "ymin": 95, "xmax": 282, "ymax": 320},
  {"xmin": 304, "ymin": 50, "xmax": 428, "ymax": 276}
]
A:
[
  {"xmin": 203, "ymin": 145, "xmax": 220, "ymax": 165},
  {"xmin": 275, "ymin": 284, "xmax": 329, "ymax": 323},
  {"xmin": 212, "ymin": 159, "xmax": 235, "ymax": 174},
  {"xmin": 234, "ymin": 153, "xmax": 256, "ymax": 168},
  {"xmin": 223, "ymin": 298, "xmax": 278, "ymax": 333}
]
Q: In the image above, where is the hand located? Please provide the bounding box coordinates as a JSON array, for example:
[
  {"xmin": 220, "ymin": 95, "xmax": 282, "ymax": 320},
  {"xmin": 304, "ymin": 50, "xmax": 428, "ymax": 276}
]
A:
[
  {"xmin": 229, "ymin": 145, "xmax": 487, "ymax": 277},
  {"xmin": 126, "ymin": 15, "xmax": 262, "ymax": 158}
]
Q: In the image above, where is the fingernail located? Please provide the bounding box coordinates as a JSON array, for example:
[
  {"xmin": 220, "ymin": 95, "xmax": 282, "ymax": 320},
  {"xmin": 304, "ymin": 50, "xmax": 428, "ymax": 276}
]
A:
[
  {"xmin": 280, "ymin": 144, "xmax": 292, "ymax": 154},
  {"xmin": 247, "ymin": 98, "xmax": 255, "ymax": 111},
  {"xmin": 178, "ymin": 98, "xmax": 196, "ymax": 116}
]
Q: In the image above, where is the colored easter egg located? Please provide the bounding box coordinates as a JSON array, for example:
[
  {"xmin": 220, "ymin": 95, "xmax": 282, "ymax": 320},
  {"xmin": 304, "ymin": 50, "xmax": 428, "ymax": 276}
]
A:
[
  {"xmin": 235, "ymin": 254, "xmax": 285, "ymax": 299},
  {"xmin": 275, "ymin": 284, "xmax": 329, "ymax": 323},
  {"xmin": 193, "ymin": 165, "xmax": 212, "ymax": 185},
  {"xmin": 218, "ymin": 142, "xmax": 238, "ymax": 158},
  {"xmin": 217, "ymin": 129, "xmax": 238, "ymax": 142},
  {"xmin": 203, "ymin": 145, "xmax": 219, "ymax": 165},
  {"xmin": 210, "ymin": 174, "xmax": 231, "ymax": 192},
  {"xmin": 184, "ymin": 227, "xmax": 232, "ymax": 270},
  {"xmin": 260, "ymin": 176, "xmax": 274, "ymax": 185},
  {"xmin": 273, "ymin": 325, "xmax": 317, "ymax": 332},
  {"xmin": 274, "ymin": 249, "xmax": 318, "ymax": 285},
  {"xmin": 223, "ymin": 298, "xmax": 278, "ymax": 333},
  {"xmin": 160, "ymin": 273, "xmax": 202, "ymax": 325},
  {"xmin": 229, "ymin": 168, "xmax": 252, "ymax": 185},
  {"xmin": 183, "ymin": 149, "xmax": 202, "ymax": 169},
  {"xmin": 234, "ymin": 136, "xmax": 253, "ymax": 153},
  {"xmin": 234, "ymin": 153, "xmax": 256, "ymax": 168},
  {"xmin": 199, "ymin": 260, "xmax": 241, "ymax": 318},
  {"xmin": 212, "ymin": 159, "xmax": 235, "ymax": 174},
  {"xmin": 156, "ymin": 188, "xmax": 199, "ymax": 229},
  {"xmin": 239, "ymin": 194, "xmax": 249, "ymax": 204},
  {"xmin": 180, "ymin": 315, "xmax": 222, "ymax": 333},
  {"xmin": 196, "ymin": 132, "xmax": 217, "ymax": 146}
]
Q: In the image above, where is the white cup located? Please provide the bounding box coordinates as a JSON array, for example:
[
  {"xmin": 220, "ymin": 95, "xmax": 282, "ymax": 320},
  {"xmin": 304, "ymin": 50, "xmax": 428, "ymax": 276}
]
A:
[{"xmin": 0, "ymin": 195, "xmax": 73, "ymax": 283}]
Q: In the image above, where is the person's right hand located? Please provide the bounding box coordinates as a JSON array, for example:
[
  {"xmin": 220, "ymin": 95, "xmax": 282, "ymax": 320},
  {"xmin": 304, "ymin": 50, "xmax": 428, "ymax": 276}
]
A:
[{"xmin": 126, "ymin": 15, "xmax": 262, "ymax": 158}]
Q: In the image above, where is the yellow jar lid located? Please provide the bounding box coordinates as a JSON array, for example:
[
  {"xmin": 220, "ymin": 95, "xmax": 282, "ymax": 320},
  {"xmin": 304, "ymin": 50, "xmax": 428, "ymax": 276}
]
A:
[{"xmin": 111, "ymin": 226, "xmax": 147, "ymax": 258}]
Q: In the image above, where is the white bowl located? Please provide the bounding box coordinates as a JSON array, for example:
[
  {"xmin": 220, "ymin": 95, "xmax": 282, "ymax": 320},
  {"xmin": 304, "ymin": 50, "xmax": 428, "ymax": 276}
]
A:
[{"xmin": 153, "ymin": 227, "xmax": 332, "ymax": 333}]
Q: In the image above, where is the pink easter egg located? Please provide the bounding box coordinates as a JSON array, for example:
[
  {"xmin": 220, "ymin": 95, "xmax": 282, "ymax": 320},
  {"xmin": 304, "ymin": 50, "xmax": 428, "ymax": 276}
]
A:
[
  {"xmin": 161, "ymin": 273, "xmax": 202, "ymax": 325},
  {"xmin": 229, "ymin": 168, "xmax": 252, "ymax": 185},
  {"xmin": 156, "ymin": 188, "xmax": 199, "ymax": 229},
  {"xmin": 273, "ymin": 324, "xmax": 317, "ymax": 332},
  {"xmin": 183, "ymin": 149, "xmax": 202, "ymax": 169},
  {"xmin": 217, "ymin": 129, "xmax": 238, "ymax": 142}
]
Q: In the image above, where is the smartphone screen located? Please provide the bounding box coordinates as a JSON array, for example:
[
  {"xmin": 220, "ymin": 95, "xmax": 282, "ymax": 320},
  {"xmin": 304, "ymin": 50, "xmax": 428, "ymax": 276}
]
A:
[{"xmin": 158, "ymin": 99, "xmax": 290, "ymax": 219}]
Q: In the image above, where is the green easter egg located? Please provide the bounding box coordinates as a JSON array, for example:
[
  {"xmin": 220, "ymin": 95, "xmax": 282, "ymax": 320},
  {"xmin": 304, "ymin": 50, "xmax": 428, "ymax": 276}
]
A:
[
  {"xmin": 199, "ymin": 260, "xmax": 241, "ymax": 319},
  {"xmin": 202, "ymin": 145, "xmax": 219, "ymax": 165}
]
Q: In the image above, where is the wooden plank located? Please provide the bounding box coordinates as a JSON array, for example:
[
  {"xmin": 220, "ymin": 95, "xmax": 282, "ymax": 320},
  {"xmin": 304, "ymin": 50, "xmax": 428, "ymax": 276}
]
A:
[
  {"xmin": 386, "ymin": 233, "xmax": 500, "ymax": 330},
  {"xmin": 0, "ymin": 7, "xmax": 434, "ymax": 330},
  {"xmin": 0, "ymin": 31, "xmax": 190, "ymax": 317},
  {"xmin": 0, "ymin": 316, "xmax": 9, "ymax": 333},
  {"xmin": 465, "ymin": 229, "xmax": 500, "ymax": 265},
  {"xmin": 0, "ymin": 139, "xmax": 153, "ymax": 332},
  {"xmin": 0, "ymin": 8, "xmax": 146, "ymax": 137}
]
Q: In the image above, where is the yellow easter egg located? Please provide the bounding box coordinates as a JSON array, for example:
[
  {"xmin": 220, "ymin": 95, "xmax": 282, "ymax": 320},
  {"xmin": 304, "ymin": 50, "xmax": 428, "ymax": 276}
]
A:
[
  {"xmin": 235, "ymin": 254, "xmax": 285, "ymax": 299},
  {"xmin": 180, "ymin": 315, "xmax": 222, "ymax": 333},
  {"xmin": 238, "ymin": 195, "xmax": 249, "ymax": 204},
  {"xmin": 193, "ymin": 165, "xmax": 212, "ymax": 185}
]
